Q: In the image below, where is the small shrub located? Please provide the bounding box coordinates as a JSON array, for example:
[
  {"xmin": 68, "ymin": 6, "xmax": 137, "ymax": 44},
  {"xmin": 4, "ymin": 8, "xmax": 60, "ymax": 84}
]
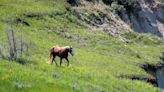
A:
[
  {"xmin": 72, "ymin": 83, "xmax": 78, "ymax": 90},
  {"xmin": 111, "ymin": 0, "xmax": 138, "ymax": 12},
  {"xmin": 13, "ymin": 81, "xmax": 31, "ymax": 90},
  {"xmin": 111, "ymin": 2, "xmax": 125, "ymax": 13},
  {"xmin": 2, "ymin": 24, "xmax": 31, "ymax": 64},
  {"xmin": 123, "ymin": 31, "xmax": 138, "ymax": 40},
  {"xmin": 15, "ymin": 57, "xmax": 27, "ymax": 65},
  {"xmin": 52, "ymin": 72, "xmax": 60, "ymax": 79}
]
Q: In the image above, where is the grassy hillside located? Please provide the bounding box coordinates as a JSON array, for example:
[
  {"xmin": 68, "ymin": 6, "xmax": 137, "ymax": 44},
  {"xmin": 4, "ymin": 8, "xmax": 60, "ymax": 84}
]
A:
[{"xmin": 0, "ymin": 0, "xmax": 164, "ymax": 92}]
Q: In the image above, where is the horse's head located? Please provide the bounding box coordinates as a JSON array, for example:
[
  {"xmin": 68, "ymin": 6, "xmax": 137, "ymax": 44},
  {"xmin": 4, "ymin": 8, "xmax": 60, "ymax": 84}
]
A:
[
  {"xmin": 69, "ymin": 46, "xmax": 74, "ymax": 56},
  {"xmin": 63, "ymin": 46, "xmax": 74, "ymax": 56}
]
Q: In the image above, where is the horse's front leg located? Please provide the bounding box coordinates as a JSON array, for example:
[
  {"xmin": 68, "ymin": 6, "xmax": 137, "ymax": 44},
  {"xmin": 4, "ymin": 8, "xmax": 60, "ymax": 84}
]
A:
[
  {"xmin": 60, "ymin": 58, "xmax": 63, "ymax": 66},
  {"xmin": 65, "ymin": 58, "xmax": 69, "ymax": 66}
]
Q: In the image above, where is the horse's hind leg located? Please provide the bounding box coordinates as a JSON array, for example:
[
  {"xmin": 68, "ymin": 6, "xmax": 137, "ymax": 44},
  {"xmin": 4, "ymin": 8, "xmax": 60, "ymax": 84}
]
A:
[
  {"xmin": 51, "ymin": 57, "xmax": 54, "ymax": 64},
  {"xmin": 65, "ymin": 58, "xmax": 69, "ymax": 66},
  {"xmin": 52, "ymin": 55, "xmax": 58, "ymax": 66}
]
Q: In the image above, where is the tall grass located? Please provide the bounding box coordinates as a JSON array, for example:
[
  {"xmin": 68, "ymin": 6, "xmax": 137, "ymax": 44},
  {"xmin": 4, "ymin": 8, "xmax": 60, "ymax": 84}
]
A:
[{"xmin": 0, "ymin": 0, "xmax": 163, "ymax": 92}]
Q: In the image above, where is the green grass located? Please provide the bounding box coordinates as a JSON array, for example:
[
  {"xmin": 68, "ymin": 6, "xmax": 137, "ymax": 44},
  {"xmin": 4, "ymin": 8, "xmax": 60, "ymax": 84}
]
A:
[{"xmin": 0, "ymin": 0, "xmax": 164, "ymax": 92}]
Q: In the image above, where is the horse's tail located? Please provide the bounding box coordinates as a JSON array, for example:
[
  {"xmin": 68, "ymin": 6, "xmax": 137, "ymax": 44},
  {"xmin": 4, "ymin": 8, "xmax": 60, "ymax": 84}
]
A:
[{"xmin": 47, "ymin": 48, "xmax": 53, "ymax": 64}]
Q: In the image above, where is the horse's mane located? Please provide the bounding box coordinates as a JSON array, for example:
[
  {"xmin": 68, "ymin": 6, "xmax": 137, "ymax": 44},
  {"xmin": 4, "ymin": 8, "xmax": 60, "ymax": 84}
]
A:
[{"xmin": 61, "ymin": 46, "xmax": 70, "ymax": 49}]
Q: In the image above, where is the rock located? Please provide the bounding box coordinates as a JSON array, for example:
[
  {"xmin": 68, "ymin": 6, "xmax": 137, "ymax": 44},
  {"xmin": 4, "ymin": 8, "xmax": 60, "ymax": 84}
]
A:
[
  {"xmin": 70, "ymin": 0, "xmax": 164, "ymax": 37},
  {"xmin": 118, "ymin": 0, "xmax": 164, "ymax": 37},
  {"xmin": 155, "ymin": 4, "xmax": 164, "ymax": 23}
]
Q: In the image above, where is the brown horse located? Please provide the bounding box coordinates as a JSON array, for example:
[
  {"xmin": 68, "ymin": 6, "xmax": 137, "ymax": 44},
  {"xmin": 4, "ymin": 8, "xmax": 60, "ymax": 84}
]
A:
[{"xmin": 48, "ymin": 45, "xmax": 74, "ymax": 66}]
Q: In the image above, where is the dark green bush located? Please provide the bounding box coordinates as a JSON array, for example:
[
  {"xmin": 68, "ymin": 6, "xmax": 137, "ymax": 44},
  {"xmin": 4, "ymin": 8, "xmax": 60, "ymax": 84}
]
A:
[{"xmin": 110, "ymin": 0, "xmax": 138, "ymax": 12}]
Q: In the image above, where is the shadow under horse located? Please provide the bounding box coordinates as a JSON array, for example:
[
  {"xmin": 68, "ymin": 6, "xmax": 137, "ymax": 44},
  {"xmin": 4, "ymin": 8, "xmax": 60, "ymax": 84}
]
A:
[{"xmin": 48, "ymin": 45, "xmax": 74, "ymax": 66}]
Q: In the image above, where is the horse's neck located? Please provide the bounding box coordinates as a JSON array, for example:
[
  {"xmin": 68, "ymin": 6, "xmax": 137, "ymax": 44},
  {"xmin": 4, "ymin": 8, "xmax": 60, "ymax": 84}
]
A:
[
  {"xmin": 61, "ymin": 46, "xmax": 70, "ymax": 52},
  {"xmin": 62, "ymin": 46, "xmax": 70, "ymax": 49}
]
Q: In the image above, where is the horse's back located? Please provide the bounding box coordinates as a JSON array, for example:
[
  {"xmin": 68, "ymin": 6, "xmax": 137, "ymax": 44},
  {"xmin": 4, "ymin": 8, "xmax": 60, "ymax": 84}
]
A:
[{"xmin": 51, "ymin": 45, "xmax": 61, "ymax": 53}]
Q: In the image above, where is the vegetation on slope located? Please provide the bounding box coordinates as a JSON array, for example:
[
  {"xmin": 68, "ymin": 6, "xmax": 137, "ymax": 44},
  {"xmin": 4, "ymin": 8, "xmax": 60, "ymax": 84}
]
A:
[{"xmin": 0, "ymin": 0, "xmax": 164, "ymax": 92}]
